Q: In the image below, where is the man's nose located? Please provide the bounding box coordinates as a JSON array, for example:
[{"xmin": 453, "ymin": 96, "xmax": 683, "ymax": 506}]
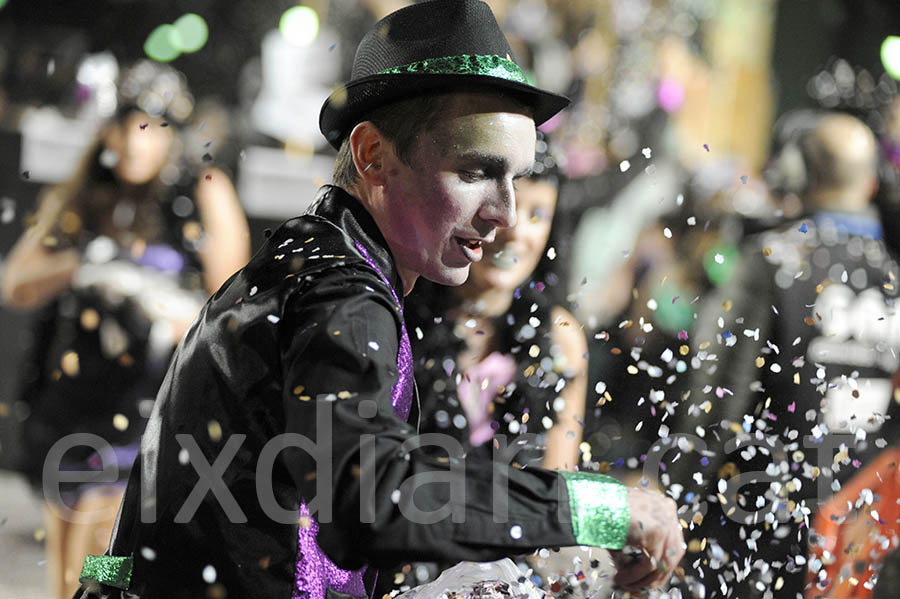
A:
[{"xmin": 479, "ymin": 182, "xmax": 517, "ymax": 229}]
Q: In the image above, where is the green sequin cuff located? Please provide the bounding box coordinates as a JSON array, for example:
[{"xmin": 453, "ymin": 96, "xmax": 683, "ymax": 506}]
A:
[
  {"xmin": 378, "ymin": 54, "xmax": 529, "ymax": 84},
  {"xmin": 560, "ymin": 471, "xmax": 629, "ymax": 549},
  {"xmin": 79, "ymin": 554, "xmax": 133, "ymax": 590}
]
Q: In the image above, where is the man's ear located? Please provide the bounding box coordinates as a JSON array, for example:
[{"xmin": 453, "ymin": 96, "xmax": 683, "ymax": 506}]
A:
[{"xmin": 349, "ymin": 121, "xmax": 390, "ymax": 186}]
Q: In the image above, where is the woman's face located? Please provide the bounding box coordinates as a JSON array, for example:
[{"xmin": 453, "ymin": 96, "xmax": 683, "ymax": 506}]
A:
[
  {"xmin": 466, "ymin": 177, "xmax": 558, "ymax": 292},
  {"xmin": 104, "ymin": 111, "xmax": 174, "ymax": 185}
]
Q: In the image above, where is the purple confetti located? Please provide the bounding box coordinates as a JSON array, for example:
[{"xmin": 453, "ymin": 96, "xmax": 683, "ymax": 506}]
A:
[
  {"xmin": 703, "ymin": 144, "xmax": 710, "ymax": 152},
  {"xmin": 799, "ymin": 222, "xmax": 808, "ymax": 233},
  {"xmin": 677, "ymin": 330, "xmax": 689, "ymax": 340}
]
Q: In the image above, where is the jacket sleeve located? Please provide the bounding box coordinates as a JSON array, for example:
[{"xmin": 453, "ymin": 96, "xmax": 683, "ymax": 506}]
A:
[{"xmin": 280, "ymin": 265, "xmax": 629, "ymax": 570}]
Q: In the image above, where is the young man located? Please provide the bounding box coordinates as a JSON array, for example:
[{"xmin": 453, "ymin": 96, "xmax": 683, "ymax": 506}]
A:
[{"xmin": 76, "ymin": 2, "xmax": 683, "ymax": 598}]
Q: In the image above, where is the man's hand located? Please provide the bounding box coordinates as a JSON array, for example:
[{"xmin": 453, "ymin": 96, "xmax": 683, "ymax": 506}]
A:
[{"xmin": 609, "ymin": 487, "xmax": 685, "ymax": 592}]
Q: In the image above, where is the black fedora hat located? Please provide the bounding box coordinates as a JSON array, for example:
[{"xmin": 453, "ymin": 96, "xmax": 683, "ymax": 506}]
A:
[{"xmin": 319, "ymin": 0, "xmax": 570, "ymax": 149}]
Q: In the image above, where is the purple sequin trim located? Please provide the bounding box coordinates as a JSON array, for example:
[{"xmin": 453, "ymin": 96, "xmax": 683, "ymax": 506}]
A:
[
  {"xmin": 352, "ymin": 240, "xmax": 414, "ymax": 421},
  {"xmin": 293, "ymin": 503, "xmax": 367, "ymax": 599},
  {"xmin": 292, "ymin": 240, "xmax": 414, "ymax": 599}
]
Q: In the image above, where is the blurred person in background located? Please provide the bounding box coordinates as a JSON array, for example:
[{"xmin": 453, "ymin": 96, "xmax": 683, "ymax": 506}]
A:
[
  {"xmin": 0, "ymin": 61, "xmax": 250, "ymax": 598},
  {"xmin": 665, "ymin": 112, "xmax": 900, "ymax": 598},
  {"xmin": 804, "ymin": 366, "xmax": 900, "ymax": 599},
  {"xmin": 806, "ymin": 443, "xmax": 900, "ymax": 599}
]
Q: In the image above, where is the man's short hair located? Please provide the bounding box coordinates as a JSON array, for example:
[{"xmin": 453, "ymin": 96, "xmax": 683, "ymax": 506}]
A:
[
  {"xmin": 332, "ymin": 94, "xmax": 455, "ymax": 189},
  {"xmin": 331, "ymin": 90, "xmax": 533, "ymax": 189}
]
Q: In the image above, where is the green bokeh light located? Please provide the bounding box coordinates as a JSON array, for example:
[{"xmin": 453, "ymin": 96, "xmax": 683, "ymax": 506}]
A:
[
  {"xmin": 144, "ymin": 24, "xmax": 182, "ymax": 63},
  {"xmin": 882, "ymin": 36, "xmax": 900, "ymax": 81},
  {"xmin": 0, "ymin": 0, "xmax": 9, "ymax": 11},
  {"xmin": 173, "ymin": 14, "xmax": 209, "ymax": 53},
  {"xmin": 279, "ymin": 6, "xmax": 320, "ymax": 46},
  {"xmin": 702, "ymin": 243, "xmax": 739, "ymax": 288}
]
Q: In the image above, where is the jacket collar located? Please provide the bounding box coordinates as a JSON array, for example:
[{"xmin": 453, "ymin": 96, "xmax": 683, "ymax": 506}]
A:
[{"xmin": 308, "ymin": 185, "xmax": 404, "ymax": 299}]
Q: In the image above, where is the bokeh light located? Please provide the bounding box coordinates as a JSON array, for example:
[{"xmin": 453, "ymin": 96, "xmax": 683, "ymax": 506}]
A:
[
  {"xmin": 279, "ymin": 6, "xmax": 320, "ymax": 46},
  {"xmin": 173, "ymin": 14, "xmax": 209, "ymax": 53},
  {"xmin": 144, "ymin": 24, "xmax": 182, "ymax": 63},
  {"xmin": 882, "ymin": 36, "xmax": 900, "ymax": 80}
]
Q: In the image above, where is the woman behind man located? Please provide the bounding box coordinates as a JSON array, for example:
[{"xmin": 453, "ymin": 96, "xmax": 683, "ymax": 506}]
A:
[
  {"xmin": 408, "ymin": 130, "xmax": 586, "ymax": 472},
  {"xmin": 0, "ymin": 61, "xmax": 249, "ymax": 598}
]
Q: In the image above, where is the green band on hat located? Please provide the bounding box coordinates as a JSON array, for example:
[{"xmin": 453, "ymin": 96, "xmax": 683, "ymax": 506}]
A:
[
  {"xmin": 378, "ymin": 54, "xmax": 530, "ymax": 85},
  {"xmin": 80, "ymin": 554, "xmax": 133, "ymax": 590},
  {"xmin": 560, "ymin": 471, "xmax": 629, "ymax": 549}
]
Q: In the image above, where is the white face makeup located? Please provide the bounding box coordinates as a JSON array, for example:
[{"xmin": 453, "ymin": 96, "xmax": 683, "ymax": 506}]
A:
[{"xmin": 376, "ymin": 93, "xmax": 537, "ymax": 289}]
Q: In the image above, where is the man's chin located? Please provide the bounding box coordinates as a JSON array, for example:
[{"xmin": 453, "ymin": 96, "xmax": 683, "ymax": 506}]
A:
[{"xmin": 424, "ymin": 265, "xmax": 471, "ymax": 287}]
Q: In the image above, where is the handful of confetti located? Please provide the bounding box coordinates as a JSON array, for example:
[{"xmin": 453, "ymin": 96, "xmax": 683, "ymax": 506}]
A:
[{"xmin": 395, "ymin": 560, "xmax": 545, "ymax": 599}]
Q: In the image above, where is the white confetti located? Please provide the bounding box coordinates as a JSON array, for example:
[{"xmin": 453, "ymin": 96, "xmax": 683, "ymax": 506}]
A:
[
  {"xmin": 509, "ymin": 525, "xmax": 523, "ymax": 539},
  {"xmin": 663, "ymin": 227, "xmax": 672, "ymax": 238},
  {"xmin": 203, "ymin": 565, "xmax": 217, "ymax": 583},
  {"xmin": 267, "ymin": 314, "xmax": 280, "ymax": 324},
  {"xmin": 714, "ymin": 253, "xmax": 725, "ymax": 264},
  {"xmin": 547, "ymin": 247, "xmax": 557, "ymax": 260},
  {"xmin": 642, "ymin": 147, "xmax": 652, "ymax": 159},
  {"xmin": 368, "ymin": 341, "xmax": 380, "ymax": 351},
  {"xmin": 619, "ymin": 160, "xmax": 631, "ymax": 172}
]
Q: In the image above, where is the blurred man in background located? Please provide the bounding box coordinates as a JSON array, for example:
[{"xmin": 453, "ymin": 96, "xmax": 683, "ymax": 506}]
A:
[{"xmin": 668, "ymin": 112, "xmax": 900, "ymax": 598}]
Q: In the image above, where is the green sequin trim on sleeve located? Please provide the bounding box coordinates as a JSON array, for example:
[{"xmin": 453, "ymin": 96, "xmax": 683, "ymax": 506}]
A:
[
  {"xmin": 79, "ymin": 554, "xmax": 133, "ymax": 590},
  {"xmin": 378, "ymin": 54, "xmax": 530, "ymax": 85},
  {"xmin": 559, "ymin": 471, "xmax": 629, "ymax": 549}
]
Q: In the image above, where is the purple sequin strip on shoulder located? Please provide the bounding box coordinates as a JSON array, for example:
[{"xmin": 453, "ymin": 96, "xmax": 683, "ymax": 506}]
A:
[
  {"xmin": 292, "ymin": 240, "xmax": 414, "ymax": 599},
  {"xmin": 352, "ymin": 240, "xmax": 414, "ymax": 420}
]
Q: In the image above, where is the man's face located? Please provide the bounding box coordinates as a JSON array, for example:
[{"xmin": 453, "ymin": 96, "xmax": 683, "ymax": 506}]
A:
[{"xmin": 379, "ymin": 94, "xmax": 536, "ymax": 289}]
